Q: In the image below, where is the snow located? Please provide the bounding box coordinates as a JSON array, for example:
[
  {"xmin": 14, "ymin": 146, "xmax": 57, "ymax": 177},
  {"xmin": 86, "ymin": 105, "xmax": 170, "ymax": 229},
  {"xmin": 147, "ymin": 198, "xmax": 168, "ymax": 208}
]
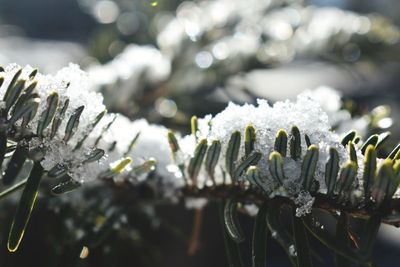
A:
[
  {"xmin": 173, "ymin": 91, "xmax": 367, "ymax": 214},
  {"xmin": 89, "ymin": 115, "xmax": 184, "ymax": 198},
  {"xmin": 1, "ymin": 64, "xmax": 182, "ymax": 199},
  {"xmin": 89, "ymin": 45, "xmax": 170, "ymax": 86},
  {"xmin": 1, "ymin": 63, "xmax": 105, "ymax": 139},
  {"xmin": 192, "ymin": 92, "xmax": 353, "ymax": 187},
  {"xmin": 310, "ymin": 86, "xmax": 370, "ymax": 136},
  {"xmin": 88, "ymin": 45, "xmax": 171, "ymax": 108}
]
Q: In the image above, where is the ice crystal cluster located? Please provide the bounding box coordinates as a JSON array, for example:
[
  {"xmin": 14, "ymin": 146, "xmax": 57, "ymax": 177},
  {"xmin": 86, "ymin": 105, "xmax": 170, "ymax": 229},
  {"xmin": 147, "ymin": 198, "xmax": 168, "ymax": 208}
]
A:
[
  {"xmin": 174, "ymin": 92, "xmax": 367, "ymax": 215},
  {"xmin": 192, "ymin": 92, "xmax": 358, "ymax": 186},
  {"xmin": 18, "ymin": 63, "xmax": 106, "ymax": 175}
]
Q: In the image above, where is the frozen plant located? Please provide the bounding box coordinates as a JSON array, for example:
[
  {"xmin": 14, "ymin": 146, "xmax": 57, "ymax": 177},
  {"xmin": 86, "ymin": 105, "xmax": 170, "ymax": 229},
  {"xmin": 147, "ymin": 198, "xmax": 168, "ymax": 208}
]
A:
[
  {"xmin": 166, "ymin": 91, "xmax": 400, "ymax": 266},
  {"xmin": 0, "ymin": 64, "xmax": 181, "ymax": 253},
  {"xmin": 1, "ymin": 64, "xmax": 400, "ymax": 267},
  {"xmin": 169, "ymin": 91, "xmax": 400, "ymax": 206}
]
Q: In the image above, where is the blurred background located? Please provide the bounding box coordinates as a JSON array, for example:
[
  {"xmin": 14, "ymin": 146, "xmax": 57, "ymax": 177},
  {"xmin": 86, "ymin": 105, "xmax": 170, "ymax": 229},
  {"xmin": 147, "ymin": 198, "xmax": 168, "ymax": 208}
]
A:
[{"xmin": 1, "ymin": 0, "xmax": 400, "ymax": 266}]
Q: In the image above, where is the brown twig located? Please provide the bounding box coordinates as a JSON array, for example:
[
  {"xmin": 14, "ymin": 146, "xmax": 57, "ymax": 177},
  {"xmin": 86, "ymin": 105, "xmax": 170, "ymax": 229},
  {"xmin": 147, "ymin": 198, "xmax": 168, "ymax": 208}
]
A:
[{"xmin": 187, "ymin": 208, "xmax": 203, "ymax": 256}]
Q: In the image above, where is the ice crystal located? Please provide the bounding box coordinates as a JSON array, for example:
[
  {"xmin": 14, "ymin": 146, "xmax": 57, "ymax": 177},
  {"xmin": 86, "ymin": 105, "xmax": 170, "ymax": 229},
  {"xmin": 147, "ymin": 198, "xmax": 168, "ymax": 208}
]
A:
[{"xmin": 294, "ymin": 191, "xmax": 315, "ymax": 217}]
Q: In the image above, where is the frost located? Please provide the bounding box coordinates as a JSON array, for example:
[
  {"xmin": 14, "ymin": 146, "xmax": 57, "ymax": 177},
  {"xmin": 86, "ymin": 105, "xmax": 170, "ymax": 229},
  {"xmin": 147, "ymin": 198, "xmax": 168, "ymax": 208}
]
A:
[
  {"xmin": 294, "ymin": 191, "xmax": 315, "ymax": 217},
  {"xmin": 1, "ymin": 64, "xmax": 105, "ymax": 180},
  {"xmin": 89, "ymin": 115, "xmax": 184, "ymax": 198},
  {"xmin": 0, "ymin": 63, "xmax": 105, "ymax": 140},
  {"xmin": 166, "ymin": 90, "xmax": 370, "ymax": 210},
  {"xmin": 180, "ymin": 92, "xmax": 361, "ymax": 194},
  {"xmin": 1, "ymin": 63, "xmax": 183, "ymax": 200}
]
